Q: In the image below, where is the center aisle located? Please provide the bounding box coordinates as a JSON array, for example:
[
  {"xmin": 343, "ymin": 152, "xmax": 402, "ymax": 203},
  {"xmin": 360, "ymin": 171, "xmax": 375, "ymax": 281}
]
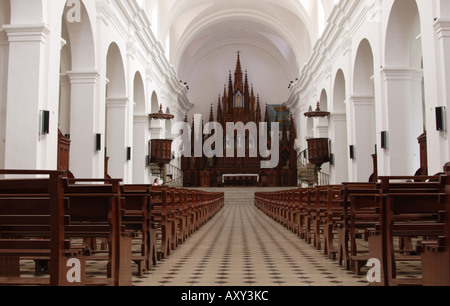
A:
[{"xmin": 132, "ymin": 188, "xmax": 367, "ymax": 286}]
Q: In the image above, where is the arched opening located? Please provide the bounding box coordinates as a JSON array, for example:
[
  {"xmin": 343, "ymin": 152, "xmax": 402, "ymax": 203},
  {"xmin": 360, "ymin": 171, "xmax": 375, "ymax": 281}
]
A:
[
  {"xmin": 105, "ymin": 42, "xmax": 129, "ymax": 181},
  {"xmin": 165, "ymin": 107, "xmax": 173, "ymax": 140},
  {"xmin": 330, "ymin": 69, "xmax": 348, "ymax": 184},
  {"xmin": 351, "ymin": 39, "xmax": 376, "ymax": 181},
  {"xmin": 151, "ymin": 91, "xmax": 159, "ymax": 113},
  {"xmin": 58, "ymin": 0, "xmax": 97, "ymax": 178},
  {"xmin": 384, "ymin": 0, "xmax": 424, "ymax": 175},
  {"xmin": 132, "ymin": 72, "xmax": 149, "ymax": 184},
  {"xmin": 150, "ymin": 91, "xmax": 163, "ymax": 139},
  {"xmin": 316, "ymin": 89, "xmax": 330, "ymax": 177}
]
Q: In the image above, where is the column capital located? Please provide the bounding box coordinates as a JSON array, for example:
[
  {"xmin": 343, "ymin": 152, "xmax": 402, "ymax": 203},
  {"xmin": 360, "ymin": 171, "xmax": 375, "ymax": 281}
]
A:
[
  {"xmin": 106, "ymin": 97, "xmax": 130, "ymax": 108},
  {"xmin": 349, "ymin": 95, "xmax": 375, "ymax": 106},
  {"xmin": 2, "ymin": 24, "xmax": 50, "ymax": 43},
  {"xmin": 330, "ymin": 113, "xmax": 347, "ymax": 122},
  {"xmin": 133, "ymin": 115, "xmax": 148, "ymax": 124},
  {"xmin": 380, "ymin": 67, "xmax": 423, "ymax": 81},
  {"xmin": 67, "ymin": 71, "xmax": 101, "ymax": 84},
  {"xmin": 434, "ymin": 18, "xmax": 450, "ymax": 39}
]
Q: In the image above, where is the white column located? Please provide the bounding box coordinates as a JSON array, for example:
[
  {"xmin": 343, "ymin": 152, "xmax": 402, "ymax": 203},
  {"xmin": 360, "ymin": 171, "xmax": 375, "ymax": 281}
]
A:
[
  {"xmin": 106, "ymin": 97, "xmax": 130, "ymax": 182},
  {"xmin": 313, "ymin": 117, "xmax": 329, "ymax": 139},
  {"xmin": 3, "ymin": 24, "xmax": 50, "ymax": 170},
  {"xmin": 329, "ymin": 113, "xmax": 348, "ymax": 184},
  {"xmin": 58, "ymin": 73, "xmax": 71, "ymax": 136},
  {"xmin": 381, "ymin": 68, "xmax": 423, "ymax": 176},
  {"xmin": 349, "ymin": 95, "xmax": 375, "ymax": 182},
  {"xmin": 133, "ymin": 115, "xmax": 150, "ymax": 184},
  {"xmin": 67, "ymin": 71, "xmax": 101, "ymax": 178},
  {"xmin": 150, "ymin": 120, "xmax": 165, "ymax": 140}
]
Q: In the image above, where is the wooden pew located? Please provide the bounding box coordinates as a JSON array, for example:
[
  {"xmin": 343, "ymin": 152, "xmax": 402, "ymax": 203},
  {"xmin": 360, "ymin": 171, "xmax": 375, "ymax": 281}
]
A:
[
  {"xmin": 121, "ymin": 184, "xmax": 155, "ymax": 275},
  {"xmin": 303, "ymin": 188, "xmax": 316, "ymax": 245},
  {"xmin": 285, "ymin": 190, "xmax": 298, "ymax": 232},
  {"xmin": 296, "ymin": 188, "xmax": 313, "ymax": 240},
  {"xmin": 65, "ymin": 178, "xmax": 133, "ymax": 286},
  {"xmin": 150, "ymin": 186, "xmax": 171, "ymax": 260},
  {"xmin": 0, "ymin": 170, "xmax": 85, "ymax": 286},
  {"xmin": 166, "ymin": 187, "xmax": 179, "ymax": 251},
  {"xmin": 323, "ymin": 185, "xmax": 345, "ymax": 259},
  {"xmin": 335, "ymin": 182, "xmax": 380, "ymax": 271},
  {"xmin": 185, "ymin": 189, "xmax": 197, "ymax": 236},
  {"xmin": 420, "ymin": 175, "xmax": 450, "ymax": 286},
  {"xmin": 367, "ymin": 176, "xmax": 446, "ymax": 286},
  {"xmin": 312, "ymin": 186, "xmax": 331, "ymax": 250},
  {"xmin": 176, "ymin": 189, "xmax": 189, "ymax": 244},
  {"xmin": 290, "ymin": 189, "xmax": 303, "ymax": 236},
  {"xmin": 254, "ymin": 175, "xmax": 450, "ymax": 286},
  {"xmin": 346, "ymin": 191, "xmax": 381, "ymax": 273}
]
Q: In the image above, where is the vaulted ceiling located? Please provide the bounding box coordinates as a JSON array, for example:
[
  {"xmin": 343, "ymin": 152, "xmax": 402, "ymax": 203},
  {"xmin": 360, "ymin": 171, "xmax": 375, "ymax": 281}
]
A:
[{"xmin": 143, "ymin": 0, "xmax": 337, "ymax": 114}]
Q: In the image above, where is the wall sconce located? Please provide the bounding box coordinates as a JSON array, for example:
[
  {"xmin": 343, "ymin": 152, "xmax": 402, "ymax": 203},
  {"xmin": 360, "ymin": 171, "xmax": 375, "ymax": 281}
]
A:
[
  {"xmin": 381, "ymin": 131, "xmax": 388, "ymax": 149},
  {"xmin": 95, "ymin": 134, "xmax": 102, "ymax": 151},
  {"xmin": 349, "ymin": 145, "xmax": 355, "ymax": 160},
  {"xmin": 436, "ymin": 106, "xmax": 446, "ymax": 131},
  {"xmin": 40, "ymin": 110, "xmax": 50, "ymax": 135}
]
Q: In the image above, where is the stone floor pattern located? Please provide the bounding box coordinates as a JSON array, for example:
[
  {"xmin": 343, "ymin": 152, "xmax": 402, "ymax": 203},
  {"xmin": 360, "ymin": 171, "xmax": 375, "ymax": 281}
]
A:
[{"xmin": 133, "ymin": 195, "xmax": 370, "ymax": 287}]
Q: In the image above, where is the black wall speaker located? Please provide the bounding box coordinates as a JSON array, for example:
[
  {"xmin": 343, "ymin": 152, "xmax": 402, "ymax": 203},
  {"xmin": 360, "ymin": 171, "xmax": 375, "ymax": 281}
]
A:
[
  {"xmin": 349, "ymin": 145, "xmax": 355, "ymax": 160},
  {"xmin": 436, "ymin": 107, "xmax": 446, "ymax": 131},
  {"xmin": 41, "ymin": 110, "xmax": 50, "ymax": 135},
  {"xmin": 329, "ymin": 153, "xmax": 335, "ymax": 166},
  {"xmin": 381, "ymin": 131, "xmax": 388, "ymax": 149},
  {"xmin": 127, "ymin": 147, "xmax": 132, "ymax": 161},
  {"xmin": 95, "ymin": 134, "xmax": 102, "ymax": 151}
]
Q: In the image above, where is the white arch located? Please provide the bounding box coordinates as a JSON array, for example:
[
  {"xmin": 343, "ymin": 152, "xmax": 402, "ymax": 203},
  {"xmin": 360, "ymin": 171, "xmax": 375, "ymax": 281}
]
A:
[
  {"xmin": 353, "ymin": 39, "xmax": 375, "ymax": 96},
  {"xmin": 132, "ymin": 71, "xmax": 150, "ymax": 184},
  {"xmin": 385, "ymin": 0, "xmax": 422, "ymax": 69},
  {"xmin": 105, "ymin": 42, "xmax": 129, "ymax": 180},
  {"xmin": 350, "ymin": 38, "xmax": 376, "ymax": 181},
  {"xmin": 383, "ymin": 0, "xmax": 424, "ymax": 176},
  {"xmin": 330, "ymin": 69, "xmax": 348, "ymax": 184},
  {"xmin": 333, "ymin": 69, "xmax": 346, "ymax": 113},
  {"xmin": 106, "ymin": 42, "xmax": 127, "ymax": 98}
]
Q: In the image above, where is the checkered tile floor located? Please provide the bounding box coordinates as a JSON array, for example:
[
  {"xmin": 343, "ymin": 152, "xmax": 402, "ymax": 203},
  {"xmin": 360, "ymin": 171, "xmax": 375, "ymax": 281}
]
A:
[{"xmin": 133, "ymin": 193, "xmax": 371, "ymax": 286}]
